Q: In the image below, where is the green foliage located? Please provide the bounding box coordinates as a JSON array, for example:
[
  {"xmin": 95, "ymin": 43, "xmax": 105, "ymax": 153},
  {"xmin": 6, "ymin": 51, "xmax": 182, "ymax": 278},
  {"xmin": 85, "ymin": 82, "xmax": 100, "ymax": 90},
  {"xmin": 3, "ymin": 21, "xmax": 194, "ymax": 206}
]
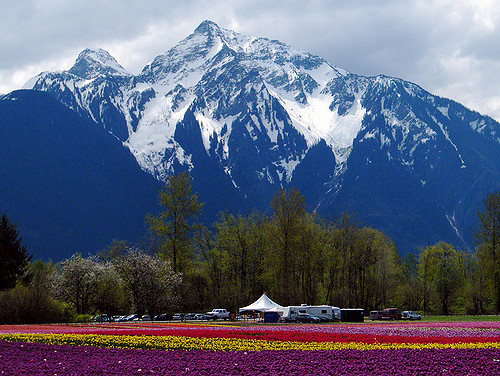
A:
[
  {"xmin": 98, "ymin": 239, "xmax": 130, "ymax": 261},
  {"xmin": 201, "ymin": 192, "xmax": 401, "ymax": 313},
  {"xmin": 3, "ymin": 186, "xmax": 499, "ymax": 324},
  {"xmin": 417, "ymin": 242, "xmax": 467, "ymax": 315},
  {"xmin": 0, "ymin": 260, "xmax": 68, "ymax": 324},
  {"xmin": 464, "ymin": 254, "xmax": 494, "ymax": 314},
  {"xmin": 323, "ymin": 215, "xmax": 401, "ymax": 311},
  {"xmin": 202, "ymin": 212, "xmax": 268, "ymax": 311},
  {"xmin": 265, "ymin": 188, "xmax": 310, "ymax": 305},
  {"xmin": 92, "ymin": 262, "xmax": 129, "ymax": 315},
  {"xmin": 147, "ymin": 172, "xmax": 204, "ymax": 274},
  {"xmin": 72, "ymin": 314, "xmax": 93, "ymax": 323},
  {"xmin": 0, "ymin": 214, "xmax": 32, "ymax": 290},
  {"xmin": 396, "ymin": 252, "xmax": 421, "ymax": 310},
  {"xmin": 474, "ymin": 191, "xmax": 500, "ymax": 313}
]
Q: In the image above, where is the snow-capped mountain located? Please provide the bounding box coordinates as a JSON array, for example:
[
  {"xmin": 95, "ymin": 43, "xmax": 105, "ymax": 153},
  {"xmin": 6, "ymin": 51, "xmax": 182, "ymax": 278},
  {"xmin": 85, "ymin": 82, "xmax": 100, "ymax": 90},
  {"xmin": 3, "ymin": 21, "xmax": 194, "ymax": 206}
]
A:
[{"xmin": 23, "ymin": 20, "xmax": 500, "ymax": 253}]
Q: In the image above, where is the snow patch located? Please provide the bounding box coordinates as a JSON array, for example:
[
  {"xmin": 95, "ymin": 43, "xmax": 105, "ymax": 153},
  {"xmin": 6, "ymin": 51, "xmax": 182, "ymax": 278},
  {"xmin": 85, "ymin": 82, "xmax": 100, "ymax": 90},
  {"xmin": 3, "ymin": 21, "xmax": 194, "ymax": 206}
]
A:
[
  {"xmin": 23, "ymin": 73, "xmax": 45, "ymax": 89},
  {"xmin": 437, "ymin": 106, "xmax": 449, "ymax": 118},
  {"xmin": 195, "ymin": 112, "xmax": 235, "ymax": 157},
  {"xmin": 433, "ymin": 115, "xmax": 466, "ymax": 168},
  {"xmin": 446, "ymin": 213, "xmax": 464, "ymax": 242}
]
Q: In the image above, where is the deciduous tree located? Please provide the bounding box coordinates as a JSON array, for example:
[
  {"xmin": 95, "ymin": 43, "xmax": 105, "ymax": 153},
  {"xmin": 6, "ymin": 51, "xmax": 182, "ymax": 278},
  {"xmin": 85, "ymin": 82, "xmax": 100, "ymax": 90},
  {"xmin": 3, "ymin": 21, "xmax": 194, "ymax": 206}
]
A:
[
  {"xmin": 54, "ymin": 254, "xmax": 101, "ymax": 314},
  {"xmin": 211, "ymin": 213, "xmax": 268, "ymax": 310},
  {"xmin": 267, "ymin": 188, "xmax": 308, "ymax": 305},
  {"xmin": 417, "ymin": 242, "xmax": 466, "ymax": 315},
  {"xmin": 475, "ymin": 191, "xmax": 500, "ymax": 313},
  {"xmin": 113, "ymin": 248, "xmax": 182, "ymax": 316},
  {"xmin": 147, "ymin": 172, "xmax": 203, "ymax": 274}
]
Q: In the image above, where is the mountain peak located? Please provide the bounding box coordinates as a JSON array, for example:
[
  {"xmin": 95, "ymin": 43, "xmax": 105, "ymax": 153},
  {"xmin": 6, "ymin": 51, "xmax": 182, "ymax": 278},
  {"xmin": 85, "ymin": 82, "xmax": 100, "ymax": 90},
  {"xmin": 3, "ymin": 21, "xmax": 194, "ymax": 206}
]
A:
[
  {"xmin": 69, "ymin": 48, "xmax": 130, "ymax": 79},
  {"xmin": 192, "ymin": 20, "xmax": 242, "ymax": 49},
  {"xmin": 194, "ymin": 20, "xmax": 221, "ymax": 35}
]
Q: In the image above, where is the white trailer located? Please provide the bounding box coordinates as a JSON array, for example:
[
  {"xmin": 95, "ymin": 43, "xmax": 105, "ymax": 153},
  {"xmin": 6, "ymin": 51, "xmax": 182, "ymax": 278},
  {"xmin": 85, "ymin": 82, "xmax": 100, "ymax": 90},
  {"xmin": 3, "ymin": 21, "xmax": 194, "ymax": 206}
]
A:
[{"xmin": 281, "ymin": 304, "xmax": 341, "ymax": 322}]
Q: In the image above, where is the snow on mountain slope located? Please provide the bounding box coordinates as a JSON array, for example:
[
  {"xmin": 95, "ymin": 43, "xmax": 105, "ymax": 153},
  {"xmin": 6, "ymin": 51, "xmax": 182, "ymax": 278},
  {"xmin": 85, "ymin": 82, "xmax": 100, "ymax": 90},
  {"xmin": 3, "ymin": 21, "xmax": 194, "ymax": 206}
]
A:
[
  {"xmin": 23, "ymin": 20, "xmax": 500, "ymax": 253},
  {"xmin": 26, "ymin": 20, "xmax": 356, "ymax": 182}
]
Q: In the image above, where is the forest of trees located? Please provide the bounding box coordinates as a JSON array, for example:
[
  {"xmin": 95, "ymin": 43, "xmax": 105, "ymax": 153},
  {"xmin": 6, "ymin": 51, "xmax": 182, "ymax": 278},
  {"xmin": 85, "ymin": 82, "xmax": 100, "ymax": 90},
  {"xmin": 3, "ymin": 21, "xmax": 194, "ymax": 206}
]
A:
[{"xmin": 1, "ymin": 173, "xmax": 499, "ymax": 323}]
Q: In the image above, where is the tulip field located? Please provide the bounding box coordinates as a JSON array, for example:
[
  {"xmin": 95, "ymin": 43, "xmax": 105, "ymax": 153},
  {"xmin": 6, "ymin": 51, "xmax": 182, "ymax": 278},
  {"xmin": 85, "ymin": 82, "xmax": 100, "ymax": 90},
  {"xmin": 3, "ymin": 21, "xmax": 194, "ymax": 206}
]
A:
[{"xmin": 0, "ymin": 320, "xmax": 499, "ymax": 375}]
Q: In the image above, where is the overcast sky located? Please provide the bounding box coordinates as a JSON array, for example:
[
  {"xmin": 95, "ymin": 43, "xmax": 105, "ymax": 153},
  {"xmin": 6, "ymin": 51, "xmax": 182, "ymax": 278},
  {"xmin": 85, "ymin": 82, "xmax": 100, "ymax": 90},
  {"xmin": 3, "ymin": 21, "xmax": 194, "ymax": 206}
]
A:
[{"xmin": 1, "ymin": 0, "xmax": 499, "ymax": 121}]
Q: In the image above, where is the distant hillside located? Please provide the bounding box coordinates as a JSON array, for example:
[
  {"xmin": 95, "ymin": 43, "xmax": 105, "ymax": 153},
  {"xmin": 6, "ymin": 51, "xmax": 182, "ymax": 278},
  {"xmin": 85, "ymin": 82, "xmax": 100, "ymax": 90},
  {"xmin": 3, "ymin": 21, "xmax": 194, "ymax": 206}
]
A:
[{"xmin": 0, "ymin": 90, "xmax": 163, "ymax": 260}]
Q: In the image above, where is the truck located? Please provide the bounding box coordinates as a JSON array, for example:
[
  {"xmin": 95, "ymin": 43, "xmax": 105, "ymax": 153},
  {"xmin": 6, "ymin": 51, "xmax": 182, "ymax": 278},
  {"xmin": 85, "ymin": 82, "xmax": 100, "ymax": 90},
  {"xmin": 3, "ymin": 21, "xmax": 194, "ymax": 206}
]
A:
[
  {"xmin": 402, "ymin": 310, "xmax": 422, "ymax": 320},
  {"xmin": 381, "ymin": 308, "xmax": 402, "ymax": 320},
  {"xmin": 206, "ymin": 308, "xmax": 230, "ymax": 320},
  {"xmin": 281, "ymin": 305, "xmax": 341, "ymax": 322}
]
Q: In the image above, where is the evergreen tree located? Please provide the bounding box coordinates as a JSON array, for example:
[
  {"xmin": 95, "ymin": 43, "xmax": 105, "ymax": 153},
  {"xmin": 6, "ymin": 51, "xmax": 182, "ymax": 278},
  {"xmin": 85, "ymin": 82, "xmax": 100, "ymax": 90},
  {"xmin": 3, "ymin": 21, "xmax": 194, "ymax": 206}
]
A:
[{"xmin": 0, "ymin": 214, "xmax": 32, "ymax": 290}]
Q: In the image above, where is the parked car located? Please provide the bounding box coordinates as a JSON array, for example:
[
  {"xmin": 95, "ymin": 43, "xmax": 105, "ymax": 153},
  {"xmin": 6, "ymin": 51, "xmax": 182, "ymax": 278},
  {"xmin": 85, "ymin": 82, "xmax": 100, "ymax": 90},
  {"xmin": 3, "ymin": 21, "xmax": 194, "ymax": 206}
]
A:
[
  {"xmin": 402, "ymin": 311, "xmax": 422, "ymax": 320},
  {"xmin": 140, "ymin": 315, "xmax": 151, "ymax": 321},
  {"xmin": 295, "ymin": 313, "xmax": 321, "ymax": 323},
  {"xmin": 184, "ymin": 313, "xmax": 197, "ymax": 320},
  {"xmin": 172, "ymin": 313, "xmax": 183, "ymax": 321},
  {"xmin": 382, "ymin": 308, "xmax": 402, "ymax": 320},
  {"xmin": 195, "ymin": 314, "xmax": 209, "ymax": 320},
  {"xmin": 93, "ymin": 314, "xmax": 110, "ymax": 322},
  {"xmin": 125, "ymin": 314, "xmax": 140, "ymax": 321},
  {"xmin": 369, "ymin": 310, "xmax": 384, "ymax": 321},
  {"xmin": 154, "ymin": 313, "xmax": 172, "ymax": 321}
]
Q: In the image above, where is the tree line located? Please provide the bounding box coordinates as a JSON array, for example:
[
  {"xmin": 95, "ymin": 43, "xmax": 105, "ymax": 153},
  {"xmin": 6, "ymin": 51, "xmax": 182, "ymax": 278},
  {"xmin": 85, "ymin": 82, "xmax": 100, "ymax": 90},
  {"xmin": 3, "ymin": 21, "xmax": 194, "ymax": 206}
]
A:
[{"xmin": 1, "ymin": 173, "xmax": 499, "ymax": 323}]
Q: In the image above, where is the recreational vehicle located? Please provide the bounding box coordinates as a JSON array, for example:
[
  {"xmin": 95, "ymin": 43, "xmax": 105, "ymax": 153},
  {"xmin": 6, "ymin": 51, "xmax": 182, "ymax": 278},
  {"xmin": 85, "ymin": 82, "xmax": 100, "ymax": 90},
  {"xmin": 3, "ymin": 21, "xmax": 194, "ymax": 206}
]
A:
[{"xmin": 281, "ymin": 304, "xmax": 341, "ymax": 322}]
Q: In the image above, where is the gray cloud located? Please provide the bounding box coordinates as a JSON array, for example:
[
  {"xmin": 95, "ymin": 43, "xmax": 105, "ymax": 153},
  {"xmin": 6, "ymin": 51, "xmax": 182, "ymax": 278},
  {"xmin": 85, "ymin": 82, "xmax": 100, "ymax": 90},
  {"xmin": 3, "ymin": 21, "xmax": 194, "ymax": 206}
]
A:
[{"xmin": 1, "ymin": 0, "xmax": 499, "ymax": 120}]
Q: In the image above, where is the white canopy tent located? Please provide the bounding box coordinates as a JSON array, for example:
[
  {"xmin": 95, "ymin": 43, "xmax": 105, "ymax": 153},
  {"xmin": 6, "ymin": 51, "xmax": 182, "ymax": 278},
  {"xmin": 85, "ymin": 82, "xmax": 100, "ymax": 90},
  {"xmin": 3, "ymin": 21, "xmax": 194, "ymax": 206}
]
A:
[{"xmin": 239, "ymin": 293, "xmax": 285, "ymax": 313}]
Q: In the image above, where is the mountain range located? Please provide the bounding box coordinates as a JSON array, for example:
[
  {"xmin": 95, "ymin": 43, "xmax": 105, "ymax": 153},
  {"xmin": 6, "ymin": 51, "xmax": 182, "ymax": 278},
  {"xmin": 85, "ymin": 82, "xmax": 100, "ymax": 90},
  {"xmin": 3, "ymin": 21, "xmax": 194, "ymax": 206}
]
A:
[{"xmin": 3, "ymin": 20, "xmax": 500, "ymax": 259}]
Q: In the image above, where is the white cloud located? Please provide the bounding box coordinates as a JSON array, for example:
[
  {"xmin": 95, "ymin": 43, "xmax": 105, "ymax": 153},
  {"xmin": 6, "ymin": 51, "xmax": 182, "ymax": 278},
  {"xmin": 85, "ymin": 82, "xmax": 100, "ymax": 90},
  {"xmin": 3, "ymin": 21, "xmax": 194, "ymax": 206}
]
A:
[{"xmin": 1, "ymin": 0, "xmax": 499, "ymax": 120}]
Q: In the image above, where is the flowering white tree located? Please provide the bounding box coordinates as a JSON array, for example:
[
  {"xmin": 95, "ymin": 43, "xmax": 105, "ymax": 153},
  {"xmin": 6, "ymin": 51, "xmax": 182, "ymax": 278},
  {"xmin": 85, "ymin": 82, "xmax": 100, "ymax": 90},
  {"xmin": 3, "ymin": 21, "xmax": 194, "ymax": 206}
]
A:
[
  {"xmin": 54, "ymin": 254, "xmax": 101, "ymax": 314},
  {"xmin": 113, "ymin": 248, "xmax": 182, "ymax": 316}
]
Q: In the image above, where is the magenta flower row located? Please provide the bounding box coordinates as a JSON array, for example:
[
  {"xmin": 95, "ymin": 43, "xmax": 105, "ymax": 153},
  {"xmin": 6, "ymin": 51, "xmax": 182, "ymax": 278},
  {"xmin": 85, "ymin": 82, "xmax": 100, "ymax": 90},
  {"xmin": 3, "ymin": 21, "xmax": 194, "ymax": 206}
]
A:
[{"xmin": 2, "ymin": 340, "xmax": 499, "ymax": 375}]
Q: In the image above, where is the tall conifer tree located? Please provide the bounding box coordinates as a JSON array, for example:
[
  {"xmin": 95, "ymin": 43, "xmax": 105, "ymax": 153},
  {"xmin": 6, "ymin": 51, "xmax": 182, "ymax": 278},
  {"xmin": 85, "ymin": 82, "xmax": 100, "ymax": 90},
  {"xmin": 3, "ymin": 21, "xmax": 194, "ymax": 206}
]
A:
[{"xmin": 0, "ymin": 214, "xmax": 32, "ymax": 290}]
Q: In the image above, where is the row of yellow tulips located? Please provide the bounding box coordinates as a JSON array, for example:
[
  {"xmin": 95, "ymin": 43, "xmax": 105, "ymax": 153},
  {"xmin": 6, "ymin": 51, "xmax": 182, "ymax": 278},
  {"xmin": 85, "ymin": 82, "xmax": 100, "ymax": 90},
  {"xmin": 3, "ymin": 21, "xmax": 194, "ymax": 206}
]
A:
[{"xmin": 1, "ymin": 333, "xmax": 499, "ymax": 351}]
